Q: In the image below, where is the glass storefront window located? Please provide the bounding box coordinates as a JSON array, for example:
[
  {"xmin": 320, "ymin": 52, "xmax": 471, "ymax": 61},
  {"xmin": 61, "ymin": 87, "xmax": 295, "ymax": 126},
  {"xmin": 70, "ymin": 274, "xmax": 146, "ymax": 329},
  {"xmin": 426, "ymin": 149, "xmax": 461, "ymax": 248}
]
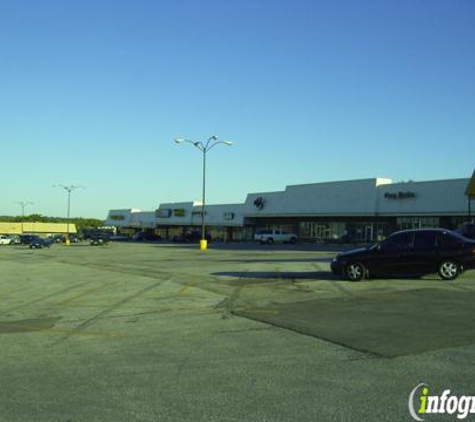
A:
[
  {"xmin": 396, "ymin": 217, "xmax": 439, "ymax": 231},
  {"xmin": 298, "ymin": 222, "xmax": 346, "ymax": 241}
]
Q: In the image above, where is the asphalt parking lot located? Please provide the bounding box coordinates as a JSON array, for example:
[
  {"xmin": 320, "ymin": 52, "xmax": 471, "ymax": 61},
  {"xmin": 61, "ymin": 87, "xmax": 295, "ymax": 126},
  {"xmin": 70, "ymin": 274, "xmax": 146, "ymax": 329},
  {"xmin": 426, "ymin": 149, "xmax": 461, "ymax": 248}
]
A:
[{"xmin": 1, "ymin": 241, "xmax": 475, "ymax": 422}]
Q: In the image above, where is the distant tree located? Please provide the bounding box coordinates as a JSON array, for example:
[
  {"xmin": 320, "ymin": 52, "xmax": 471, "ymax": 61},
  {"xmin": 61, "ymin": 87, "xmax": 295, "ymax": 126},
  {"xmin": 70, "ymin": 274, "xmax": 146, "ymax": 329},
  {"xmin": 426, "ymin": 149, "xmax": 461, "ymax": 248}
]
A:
[{"xmin": 28, "ymin": 213, "xmax": 48, "ymax": 222}]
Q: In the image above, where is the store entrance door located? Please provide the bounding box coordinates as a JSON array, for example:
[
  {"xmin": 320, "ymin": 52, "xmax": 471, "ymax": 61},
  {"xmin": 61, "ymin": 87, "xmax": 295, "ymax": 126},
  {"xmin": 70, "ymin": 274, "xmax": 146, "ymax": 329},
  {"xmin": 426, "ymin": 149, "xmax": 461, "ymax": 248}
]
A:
[{"xmin": 313, "ymin": 224, "xmax": 329, "ymax": 242}]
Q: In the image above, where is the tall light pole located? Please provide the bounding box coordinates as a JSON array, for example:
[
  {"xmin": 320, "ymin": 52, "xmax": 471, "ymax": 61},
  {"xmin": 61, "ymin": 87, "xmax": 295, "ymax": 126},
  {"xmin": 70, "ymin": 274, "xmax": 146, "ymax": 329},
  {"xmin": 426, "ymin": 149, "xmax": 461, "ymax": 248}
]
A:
[
  {"xmin": 54, "ymin": 184, "xmax": 84, "ymax": 245},
  {"xmin": 466, "ymin": 167, "xmax": 475, "ymax": 222},
  {"xmin": 16, "ymin": 201, "xmax": 33, "ymax": 234},
  {"xmin": 174, "ymin": 135, "xmax": 233, "ymax": 250}
]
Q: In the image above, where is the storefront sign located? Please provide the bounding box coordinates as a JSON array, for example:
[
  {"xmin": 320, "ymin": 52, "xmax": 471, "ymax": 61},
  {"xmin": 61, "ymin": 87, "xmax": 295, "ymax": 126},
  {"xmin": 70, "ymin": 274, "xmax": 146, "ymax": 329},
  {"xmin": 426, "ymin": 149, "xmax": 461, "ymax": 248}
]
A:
[
  {"xmin": 110, "ymin": 215, "xmax": 125, "ymax": 221},
  {"xmin": 253, "ymin": 197, "xmax": 265, "ymax": 210},
  {"xmin": 384, "ymin": 191, "xmax": 417, "ymax": 200},
  {"xmin": 173, "ymin": 208, "xmax": 186, "ymax": 217}
]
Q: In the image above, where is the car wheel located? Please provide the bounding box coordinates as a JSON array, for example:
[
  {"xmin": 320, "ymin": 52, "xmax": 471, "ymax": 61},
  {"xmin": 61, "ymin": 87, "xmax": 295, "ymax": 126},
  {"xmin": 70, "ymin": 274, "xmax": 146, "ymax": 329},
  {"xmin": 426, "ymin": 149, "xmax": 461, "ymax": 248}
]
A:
[
  {"xmin": 266, "ymin": 238, "xmax": 274, "ymax": 245},
  {"xmin": 345, "ymin": 262, "xmax": 365, "ymax": 281},
  {"xmin": 289, "ymin": 237, "xmax": 297, "ymax": 244},
  {"xmin": 438, "ymin": 260, "xmax": 459, "ymax": 280}
]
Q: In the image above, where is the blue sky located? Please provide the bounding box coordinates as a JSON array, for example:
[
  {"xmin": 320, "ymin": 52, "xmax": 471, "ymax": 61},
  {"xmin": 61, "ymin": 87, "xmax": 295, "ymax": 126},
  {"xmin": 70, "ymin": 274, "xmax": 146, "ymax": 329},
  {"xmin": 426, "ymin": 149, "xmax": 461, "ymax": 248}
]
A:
[{"xmin": 1, "ymin": 0, "xmax": 474, "ymax": 218}]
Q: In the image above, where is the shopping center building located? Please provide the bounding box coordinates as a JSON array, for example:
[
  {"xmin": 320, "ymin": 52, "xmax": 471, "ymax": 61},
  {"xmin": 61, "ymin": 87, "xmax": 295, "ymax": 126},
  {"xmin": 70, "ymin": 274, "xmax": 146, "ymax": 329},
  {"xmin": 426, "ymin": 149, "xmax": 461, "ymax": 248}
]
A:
[
  {"xmin": 105, "ymin": 177, "xmax": 474, "ymax": 243},
  {"xmin": 0, "ymin": 222, "xmax": 77, "ymax": 236}
]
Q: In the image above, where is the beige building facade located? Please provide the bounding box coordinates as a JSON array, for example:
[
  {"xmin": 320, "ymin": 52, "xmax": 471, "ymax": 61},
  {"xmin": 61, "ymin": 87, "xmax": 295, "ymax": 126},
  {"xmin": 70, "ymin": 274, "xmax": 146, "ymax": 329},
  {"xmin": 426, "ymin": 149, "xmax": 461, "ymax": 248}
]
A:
[{"xmin": 0, "ymin": 222, "xmax": 77, "ymax": 235}]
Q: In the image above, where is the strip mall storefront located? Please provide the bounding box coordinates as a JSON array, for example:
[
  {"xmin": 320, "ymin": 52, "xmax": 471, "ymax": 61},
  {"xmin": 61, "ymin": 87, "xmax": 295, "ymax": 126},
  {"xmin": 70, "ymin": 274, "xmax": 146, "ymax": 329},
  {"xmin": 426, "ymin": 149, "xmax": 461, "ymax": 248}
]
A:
[{"xmin": 106, "ymin": 177, "xmax": 474, "ymax": 243}]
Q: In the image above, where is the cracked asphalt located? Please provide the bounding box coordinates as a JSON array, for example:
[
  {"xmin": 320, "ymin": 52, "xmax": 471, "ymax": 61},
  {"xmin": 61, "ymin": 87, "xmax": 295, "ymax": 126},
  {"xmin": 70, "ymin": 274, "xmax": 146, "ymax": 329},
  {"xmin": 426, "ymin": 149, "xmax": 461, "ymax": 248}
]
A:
[{"xmin": 1, "ymin": 241, "xmax": 475, "ymax": 421}]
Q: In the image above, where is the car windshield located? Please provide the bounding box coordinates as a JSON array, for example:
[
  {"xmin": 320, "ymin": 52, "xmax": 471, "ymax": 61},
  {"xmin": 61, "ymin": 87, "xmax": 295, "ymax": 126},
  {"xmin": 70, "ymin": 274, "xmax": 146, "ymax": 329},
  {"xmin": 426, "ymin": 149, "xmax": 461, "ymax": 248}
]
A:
[
  {"xmin": 440, "ymin": 230, "xmax": 471, "ymax": 244},
  {"xmin": 368, "ymin": 242, "xmax": 380, "ymax": 251}
]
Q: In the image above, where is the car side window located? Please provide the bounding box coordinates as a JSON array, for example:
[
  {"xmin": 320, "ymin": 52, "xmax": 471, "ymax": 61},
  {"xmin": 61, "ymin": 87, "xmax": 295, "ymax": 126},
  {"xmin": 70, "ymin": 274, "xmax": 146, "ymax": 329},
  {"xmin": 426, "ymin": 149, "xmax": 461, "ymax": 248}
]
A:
[
  {"xmin": 381, "ymin": 232, "xmax": 413, "ymax": 252},
  {"xmin": 413, "ymin": 231, "xmax": 437, "ymax": 251},
  {"xmin": 437, "ymin": 231, "xmax": 461, "ymax": 248}
]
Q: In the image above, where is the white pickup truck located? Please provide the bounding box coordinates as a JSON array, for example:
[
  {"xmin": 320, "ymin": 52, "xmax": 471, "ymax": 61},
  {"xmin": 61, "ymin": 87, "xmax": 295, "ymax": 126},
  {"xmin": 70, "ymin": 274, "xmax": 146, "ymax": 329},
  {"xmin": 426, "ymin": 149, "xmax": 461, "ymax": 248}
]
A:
[{"xmin": 254, "ymin": 229, "xmax": 297, "ymax": 244}]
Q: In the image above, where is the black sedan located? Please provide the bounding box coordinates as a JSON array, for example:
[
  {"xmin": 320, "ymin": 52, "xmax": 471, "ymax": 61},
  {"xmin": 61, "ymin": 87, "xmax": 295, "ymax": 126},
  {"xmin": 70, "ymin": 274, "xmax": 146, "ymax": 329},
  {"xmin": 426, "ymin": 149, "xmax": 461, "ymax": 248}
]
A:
[
  {"xmin": 331, "ymin": 229, "xmax": 475, "ymax": 281},
  {"xmin": 20, "ymin": 234, "xmax": 38, "ymax": 245},
  {"xmin": 29, "ymin": 236, "xmax": 53, "ymax": 249}
]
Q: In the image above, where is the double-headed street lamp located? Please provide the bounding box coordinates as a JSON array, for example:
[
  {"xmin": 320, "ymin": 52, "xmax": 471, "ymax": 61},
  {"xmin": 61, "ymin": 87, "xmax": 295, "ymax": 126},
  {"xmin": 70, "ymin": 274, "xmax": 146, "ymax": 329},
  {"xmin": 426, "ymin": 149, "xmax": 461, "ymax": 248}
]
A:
[
  {"xmin": 54, "ymin": 184, "xmax": 84, "ymax": 245},
  {"xmin": 15, "ymin": 201, "xmax": 33, "ymax": 234},
  {"xmin": 174, "ymin": 135, "xmax": 233, "ymax": 250}
]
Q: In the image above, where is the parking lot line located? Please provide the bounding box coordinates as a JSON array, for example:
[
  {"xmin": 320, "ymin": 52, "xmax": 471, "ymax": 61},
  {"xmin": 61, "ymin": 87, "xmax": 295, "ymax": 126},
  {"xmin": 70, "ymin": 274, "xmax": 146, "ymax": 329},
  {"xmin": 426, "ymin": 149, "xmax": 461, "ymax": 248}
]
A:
[{"xmin": 58, "ymin": 281, "xmax": 119, "ymax": 307}]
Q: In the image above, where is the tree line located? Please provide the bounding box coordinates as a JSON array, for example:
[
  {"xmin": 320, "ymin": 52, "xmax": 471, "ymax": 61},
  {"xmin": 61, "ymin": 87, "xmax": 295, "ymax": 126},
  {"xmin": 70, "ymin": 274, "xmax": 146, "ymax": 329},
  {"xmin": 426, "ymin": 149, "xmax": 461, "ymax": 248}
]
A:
[{"xmin": 0, "ymin": 214, "xmax": 104, "ymax": 230}]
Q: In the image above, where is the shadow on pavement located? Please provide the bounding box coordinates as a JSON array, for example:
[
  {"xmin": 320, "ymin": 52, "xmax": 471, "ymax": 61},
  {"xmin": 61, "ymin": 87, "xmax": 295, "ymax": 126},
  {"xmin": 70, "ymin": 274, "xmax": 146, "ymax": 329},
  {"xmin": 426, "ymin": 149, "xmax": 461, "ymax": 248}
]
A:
[
  {"xmin": 234, "ymin": 288, "xmax": 475, "ymax": 357},
  {"xmin": 213, "ymin": 271, "xmax": 334, "ymax": 280},
  {"xmin": 218, "ymin": 257, "xmax": 332, "ymax": 264}
]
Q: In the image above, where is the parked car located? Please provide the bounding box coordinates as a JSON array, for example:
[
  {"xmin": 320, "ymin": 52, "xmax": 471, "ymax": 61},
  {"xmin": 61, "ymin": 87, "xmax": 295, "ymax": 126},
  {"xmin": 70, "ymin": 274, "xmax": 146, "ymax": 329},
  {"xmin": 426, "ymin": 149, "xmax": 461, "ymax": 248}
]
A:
[
  {"xmin": 20, "ymin": 234, "xmax": 38, "ymax": 245},
  {"xmin": 254, "ymin": 229, "xmax": 297, "ymax": 244},
  {"xmin": 89, "ymin": 231, "xmax": 111, "ymax": 246},
  {"xmin": 48, "ymin": 234, "xmax": 79, "ymax": 244},
  {"xmin": 49, "ymin": 234, "xmax": 65, "ymax": 243},
  {"xmin": 83, "ymin": 229, "xmax": 112, "ymax": 240},
  {"xmin": 8, "ymin": 235, "xmax": 21, "ymax": 245},
  {"xmin": 331, "ymin": 228, "xmax": 475, "ymax": 281},
  {"xmin": 0, "ymin": 235, "xmax": 13, "ymax": 245},
  {"xmin": 29, "ymin": 236, "xmax": 52, "ymax": 249},
  {"xmin": 90, "ymin": 237, "xmax": 109, "ymax": 246},
  {"xmin": 133, "ymin": 231, "xmax": 162, "ymax": 242},
  {"xmin": 67, "ymin": 234, "xmax": 80, "ymax": 243}
]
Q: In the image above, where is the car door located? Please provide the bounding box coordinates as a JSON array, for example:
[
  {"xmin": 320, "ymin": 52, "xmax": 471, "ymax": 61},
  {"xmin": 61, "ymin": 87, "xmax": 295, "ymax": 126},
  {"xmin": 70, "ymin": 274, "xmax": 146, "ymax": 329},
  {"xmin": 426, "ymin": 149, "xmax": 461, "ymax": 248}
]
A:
[
  {"xmin": 372, "ymin": 231, "xmax": 414, "ymax": 275},
  {"xmin": 409, "ymin": 231, "xmax": 438, "ymax": 274}
]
